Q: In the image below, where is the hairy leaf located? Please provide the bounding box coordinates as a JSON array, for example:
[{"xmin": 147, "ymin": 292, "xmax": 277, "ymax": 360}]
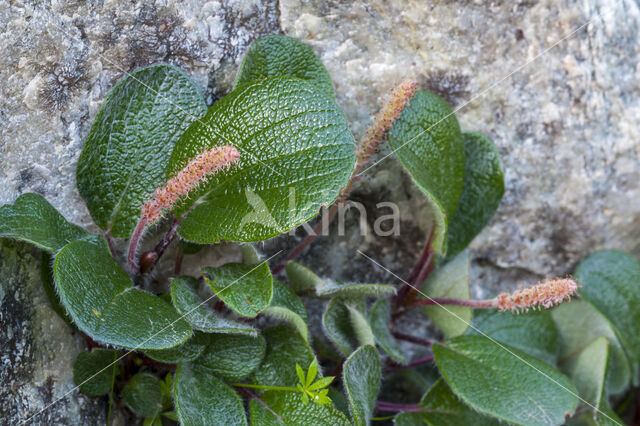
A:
[
  {"xmin": 566, "ymin": 337, "xmax": 609, "ymax": 419},
  {"xmin": 195, "ymin": 333, "xmax": 266, "ymax": 381},
  {"xmin": 171, "ymin": 276, "xmax": 257, "ymax": 335},
  {"xmin": 468, "ymin": 308, "xmax": 558, "ymax": 365},
  {"xmin": 420, "ymin": 251, "xmax": 471, "ymax": 337},
  {"xmin": 235, "ymin": 34, "xmax": 334, "ymax": 97},
  {"xmin": 552, "ymin": 300, "xmax": 631, "ymax": 395},
  {"xmin": 77, "ymin": 64, "xmax": 206, "ymax": 238},
  {"xmin": 251, "ymin": 326, "xmax": 316, "ymax": 388},
  {"xmin": 203, "ymin": 262, "xmax": 273, "ymax": 318},
  {"xmin": 73, "ymin": 349, "xmax": 119, "ymax": 396},
  {"xmin": 41, "ymin": 252, "xmax": 74, "ymax": 327},
  {"xmin": 348, "ymin": 305, "xmax": 375, "ymax": 347},
  {"xmin": 343, "ymin": 345, "xmax": 381, "ymax": 426},
  {"xmin": 263, "ymin": 279, "xmax": 309, "ymax": 341},
  {"xmin": 286, "ymin": 261, "xmax": 395, "ymax": 299},
  {"xmin": 145, "ymin": 332, "xmax": 209, "ymax": 364},
  {"xmin": 54, "ymin": 241, "xmax": 191, "ymax": 349},
  {"xmin": 394, "ymin": 378, "xmax": 501, "ymax": 426},
  {"xmin": 433, "ymin": 336, "xmax": 578, "ymax": 425},
  {"xmin": 122, "ymin": 373, "xmax": 163, "ymax": 419},
  {"xmin": 388, "ymin": 91, "xmax": 465, "ymax": 253},
  {"xmin": 575, "ymin": 250, "xmax": 640, "ymax": 381},
  {"xmin": 174, "ymin": 363, "xmax": 247, "ymax": 426},
  {"xmin": 168, "ymin": 77, "xmax": 355, "ymax": 243},
  {"xmin": 323, "ymin": 298, "xmax": 365, "ymax": 355},
  {"xmin": 446, "ymin": 132, "xmax": 504, "ymax": 257},
  {"xmin": 250, "ymin": 391, "xmax": 350, "ymax": 425},
  {"xmin": 369, "ymin": 299, "xmax": 408, "ymax": 364},
  {"xmin": 0, "ymin": 193, "xmax": 90, "ymax": 252}
]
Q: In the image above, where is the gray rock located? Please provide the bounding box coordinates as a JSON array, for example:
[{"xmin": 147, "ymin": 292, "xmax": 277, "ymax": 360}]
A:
[
  {"xmin": 1, "ymin": 0, "xmax": 640, "ymax": 422},
  {"xmin": 0, "ymin": 0, "xmax": 279, "ymax": 423}
]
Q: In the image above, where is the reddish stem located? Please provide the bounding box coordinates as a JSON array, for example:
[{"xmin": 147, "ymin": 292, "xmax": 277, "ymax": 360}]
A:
[
  {"xmin": 385, "ymin": 354, "xmax": 434, "ymax": 371},
  {"xmin": 174, "ymin": 250, "xmax": 184, "ymax": 275},
  {"xmin": 407, "ymin": 297, "xmax": 498, "ymax": 309},
  {"xmin": 271, "ymin": 203, "xmax": 340, "ymax": 274},
  {"xmin": 404, "ymin": 257, "xmax": 435, "ymax": 306},
  {"xmin": 375, "ymin": 401, "xmax": 427, "ymax": 413},
  {"xmin": 392, "ymin": 331, "xmax": 433, "ymax": 347},
  {"xmin": 394, "ymin": 229, "xmax": 435, "ymax": 308},
  {"xmin": 127, "ymin": 217, "xmax": 148, "ymax": 272}
]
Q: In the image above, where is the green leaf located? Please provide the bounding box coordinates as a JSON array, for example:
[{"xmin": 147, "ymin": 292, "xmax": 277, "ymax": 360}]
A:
[
  {"xmin": 308, "ymin": 376, "xmax": 335, "ymax": 391},
  {"xmin": 168, "ymin": 77, "xmax": 355, "ymax": 243},
  {"xmin": 76, "ymin": 64, "xmax": 207, "ymax": 238},
  {"xmin": 195, "ymin": 333, "xmax": 266, "ymax": 381},
  {"xmin": 433, "ymin": 335, "xmax": 578, "ymax": 425},
  {"xmin": 467, "ymin": 308, "xmax": 558, "ymax": 365},
  {"xmin": 306, "ymin": 358, "xmax": 320, "ymax": 388},
  {"xmin": 369, "ymin": 299, "xmax": 408, "ymax": 364},
  {"xmin": 0, "ymin": 193, "xmax": 91, "ymax": 252},
  {"xmin": 171, "ymin": 276, "xmax": 257, "ymax": 335},
  {"xmin": 446, "ymin": 132, "xmax": 504, "ymax": 257},
  {"xmin": 203, "ymin": 262, "xmax": 273, "ymax": 318},
  {"xmin": 41, "ymin": 252, "xmax": 74, "ymax": 327},
  {"xmin": 575, "ymin": 250, "xmax": 640, "ymax": 382},
  {"xmin": 73, "ymin": 349, "xmax": 119, "ymax": 396},
  {"xmin": 388, "ymin": 91, "xmax": 465, "ymax": 254},
  {"xmin": 552, "ymin": 300, "xmax": 631, "ymax": 395},
  {"xmin": 263, "ymin": 279, "xmax": 309, "ymax": 341},
  {"xmin": 122, "ymin": 373, "xmax": 163, "ymax": 419},
  {"xmin": 251, "ymin": 326, "xmax": 317, "ymax": 388},
  {"xmin": 250, "ymin": 391, "xmax": 351, "ymax": 425},
  {"xmin": 285, "ymin": 261, "xmax": 325, "ymax": 293},
  {"xmin": 54, "ymin": 240, "xmax": 191, "ymax": 349},
  {"xmin": 562, "ymin": 338, "xmax": 625, "ymax": 426},
  {"xmin": 174, "ymin": 363, "xmax": 247, "ymax": 426},
  {"xmin": 323, "ymin": 298, "xmax": 364, "ymax": 355},
  {"xmin": 419, "ymin": 251, "xmax": 471, "ymax": 337},
  {"xmin": 144, "ymin": 332, "xmax": 209, "ymax": 364},
  {"xmin": 235, "ymin": 34, "xmax": 334, "ymax": 98},
  {"xmin": 296, "ymin": 364, "xmax": 306, "ymax": 386},
  {"xmin": 343, "ymin": 345, "xmax": 382, "ymax": 426},
  {"xmin": 241, "ymin": 244, "xmax": 262, "ymax": 264},
  {"xmin": 286, "ymin": 261, "xmax": 395, "ymax": 299},
  {"xmin": 566, "ymin": 337, "xmax": 608, "ymax": 416},
  {"xmin": 393, "ymin": 378, "xmax": 501, "ymax": 426},
  {"xmin": 348, "ymin": 304, "xmax": 376, "ymax": 347}
]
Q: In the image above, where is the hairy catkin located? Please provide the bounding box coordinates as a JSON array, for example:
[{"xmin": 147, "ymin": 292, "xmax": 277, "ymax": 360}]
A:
[
  {"xmin": 496, "ymin": 278, "xmax": 578, "ymax": 312},
  {"xmin": 141, "ymin": 145, "xmax": 240, "ymax": 223}
]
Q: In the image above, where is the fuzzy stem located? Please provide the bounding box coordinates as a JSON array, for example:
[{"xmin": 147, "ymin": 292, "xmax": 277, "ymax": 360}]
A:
[
  {"xmin": 407, "ymin": 297, "xmax": 498, "ymax": 309},
  {"xmin": 127, "ymin": 217, "xmax": 148, "ymax": 272},
  {"xmin": 392, "ymin": 331, "xmax": 434, "ymax": 347},
  {"xmin": 375, "ymin": 401, "xmax": 427, "ymax": 413},
  {"xmin": 271, "ymin": 204, "xmax": 340, "ymax": 274},
  {"xmin": 394, "ymin": 228, "xmax": 435, "ymax": 308},
  {"xmin": 385, "ymin": 354, "xmax": 435, "ymax": 371},
  {"xmin": 231, "ymin": 383, "xmax": 298, "ymax": 392}
]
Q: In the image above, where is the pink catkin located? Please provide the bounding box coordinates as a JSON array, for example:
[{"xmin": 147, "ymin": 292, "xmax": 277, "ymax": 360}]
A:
[
  {"xmin": 355, "ymin": 80, "xmax": 417, "ymax": 167},
  {"xmin": 496, "ymin": 278, "xmax": 578, "ymax": 312},
  {"xmin": 141, "ymin": 145, "xmax": 240, "ymax": 223}
]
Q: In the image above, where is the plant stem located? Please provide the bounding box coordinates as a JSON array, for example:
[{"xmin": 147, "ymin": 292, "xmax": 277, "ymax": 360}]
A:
[
  {"xmin": 394, "ymin": 228, "xmax": 435, "ymax": 308},
  {"xmin": 407, "ymin": 297, "xmax": 498, "ymax": 309},
  {"xmin": 127, "ymin": 217, "xmax": 148, "ymax": 272},
  {"xmin": 391, "ymin": 331, "xmax": 434, "ymax": 347},
  {"xmin": 385, "ymin": 354, "xmax": 434, "ymax": 371},
  {"xmin": 174, "ymin": 250, "xmax": 184, "ymax": 275},
  {"xmin": 271, "ymin": 203, "xmax": 340, "ymax": 274},
  {"xmin": 375, "ymin": 401, "xmax": 427, "ymax": 413},
  {"xmin": 231, "ymin": 383, "xmax": 298, "ymax": 392}
]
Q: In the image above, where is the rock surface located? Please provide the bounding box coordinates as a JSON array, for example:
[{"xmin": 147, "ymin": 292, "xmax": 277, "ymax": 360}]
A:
[{"xmin": 1, "ymin": 0, "xmax": 639, "ymax": 422}]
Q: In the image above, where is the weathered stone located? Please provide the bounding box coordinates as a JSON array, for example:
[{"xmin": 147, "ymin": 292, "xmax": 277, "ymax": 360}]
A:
[
  {"xmin": 2, "ymin": 0, "xmax": 640, "ymax": 422},
  {"xmin": 0, "ymin": 0, "xmax": 280, "ymax": 422}
]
